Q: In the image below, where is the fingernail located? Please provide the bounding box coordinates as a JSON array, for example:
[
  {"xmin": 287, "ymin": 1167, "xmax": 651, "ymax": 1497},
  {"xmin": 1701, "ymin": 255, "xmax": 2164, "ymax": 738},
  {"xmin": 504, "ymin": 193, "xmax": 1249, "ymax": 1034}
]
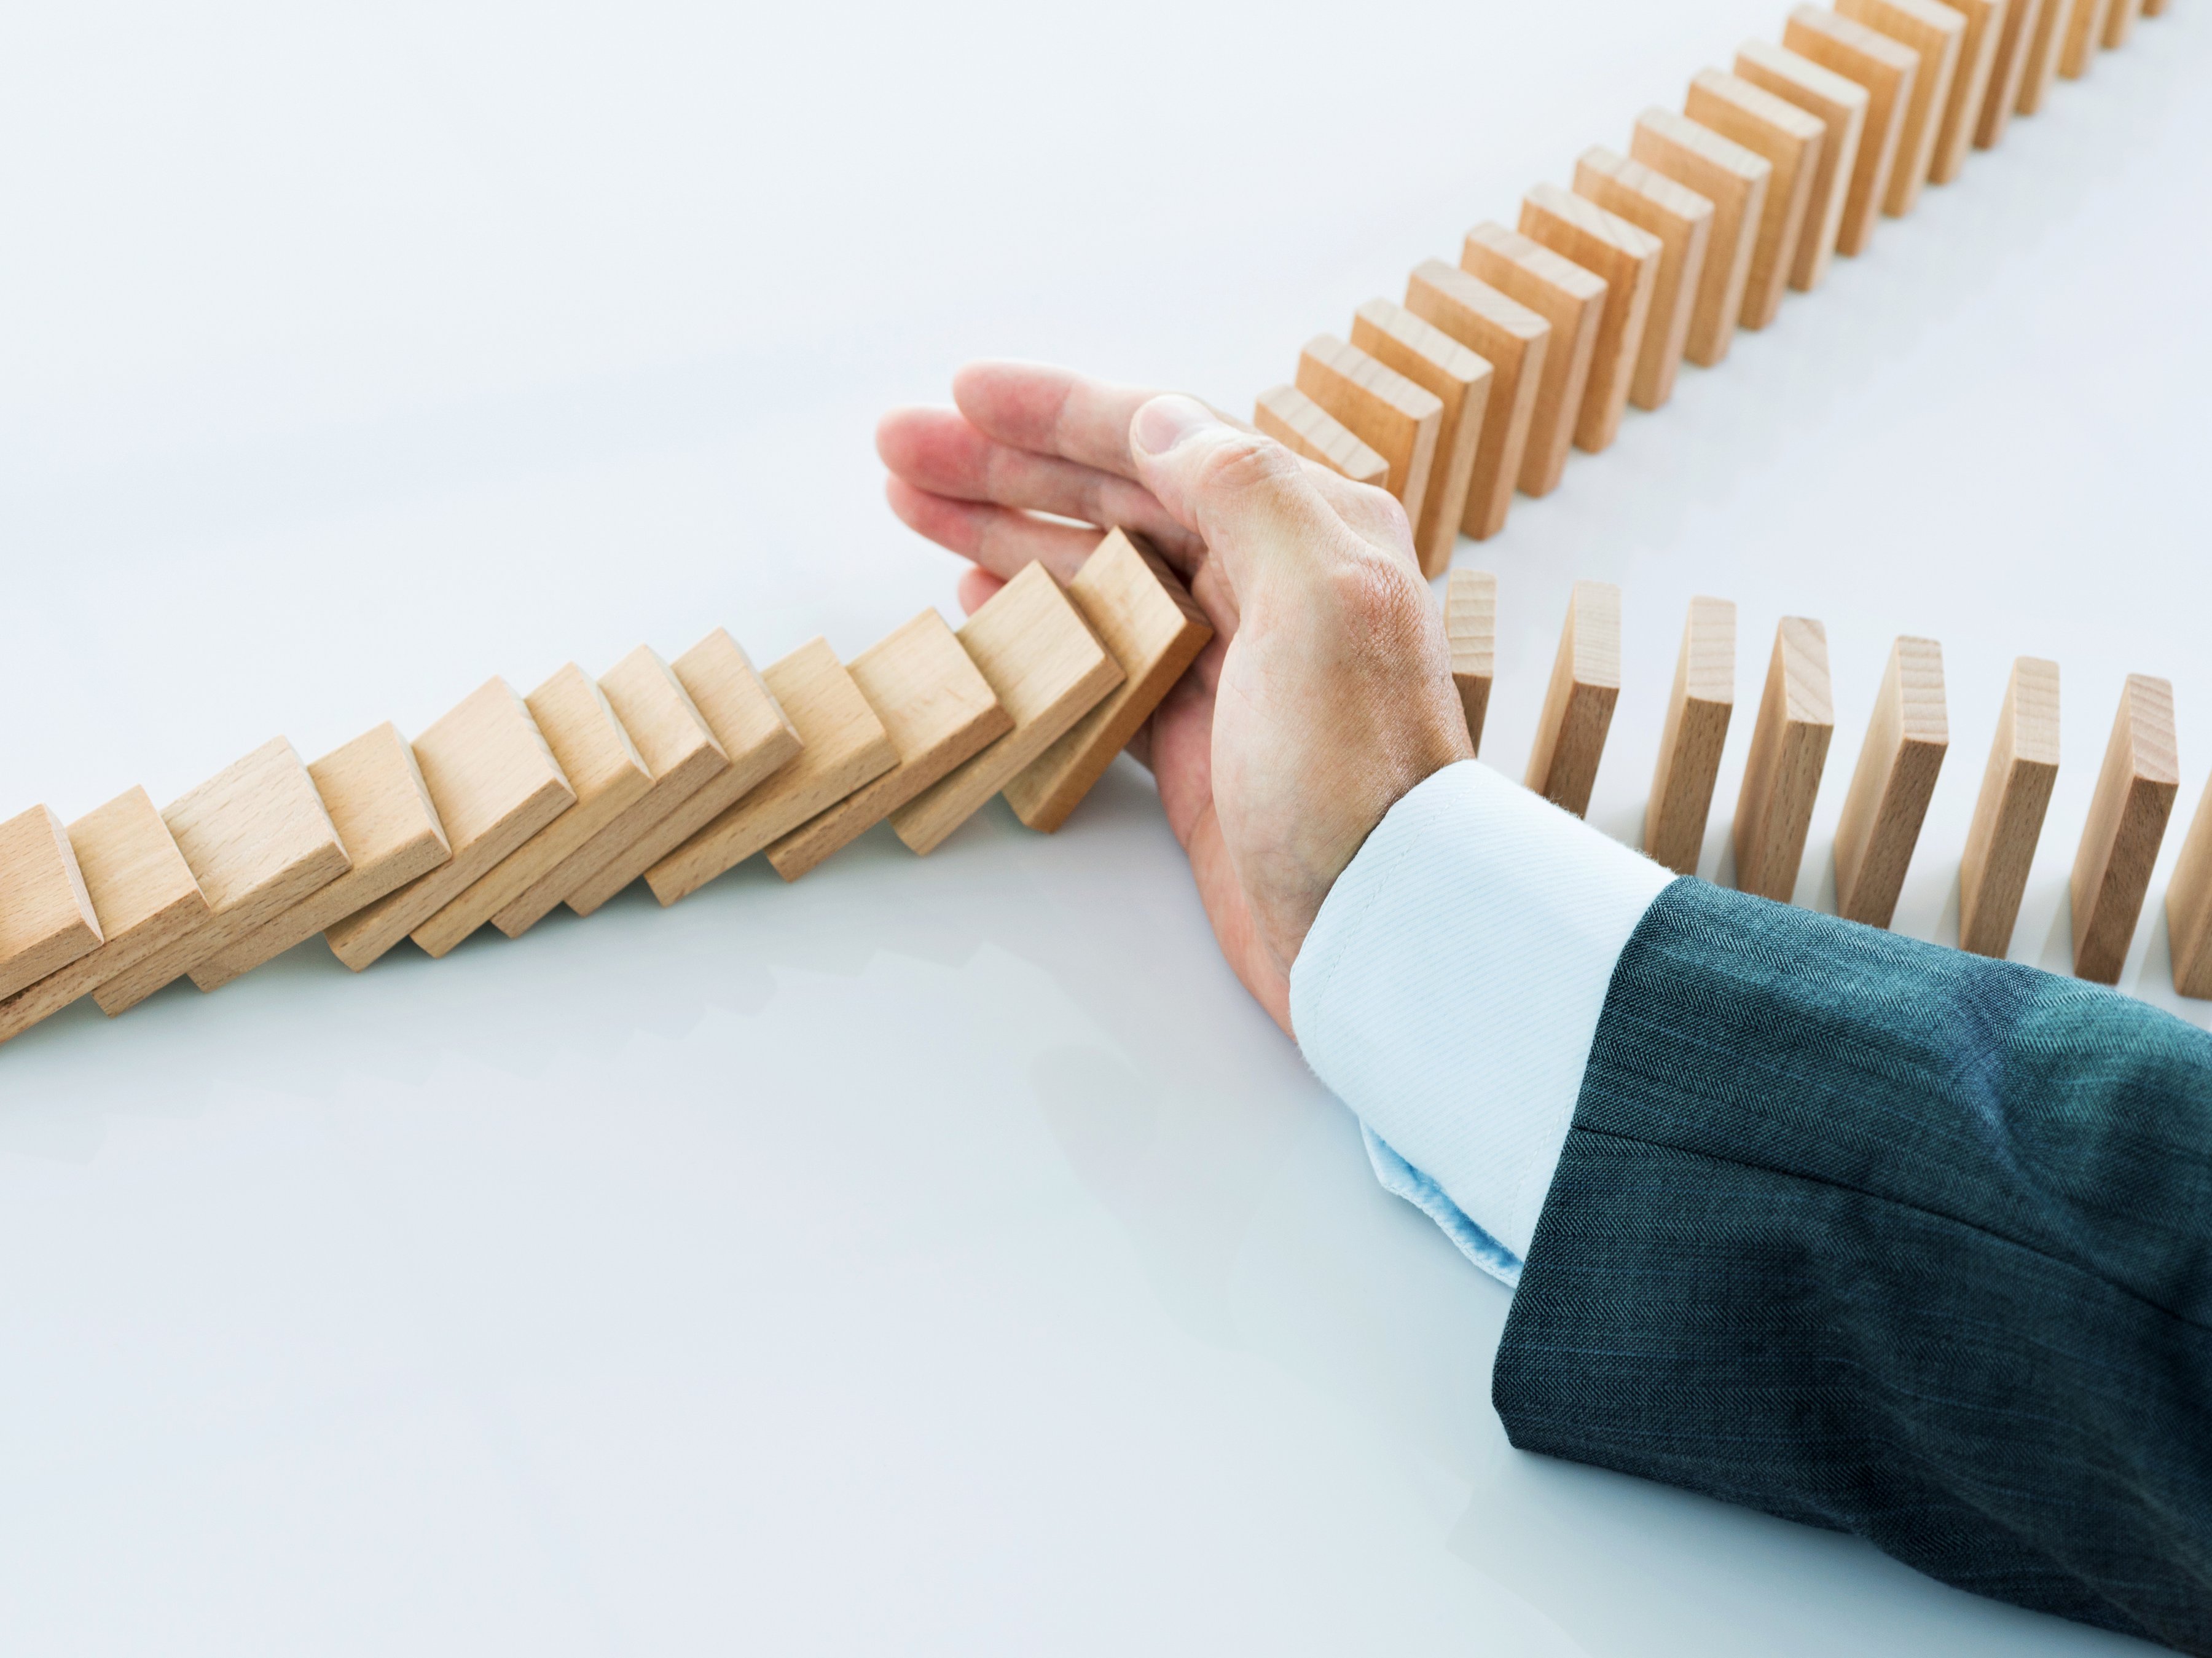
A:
[{"xmin": 1131, "ymin": 395, "xmax": 1220, "ymax": 457}]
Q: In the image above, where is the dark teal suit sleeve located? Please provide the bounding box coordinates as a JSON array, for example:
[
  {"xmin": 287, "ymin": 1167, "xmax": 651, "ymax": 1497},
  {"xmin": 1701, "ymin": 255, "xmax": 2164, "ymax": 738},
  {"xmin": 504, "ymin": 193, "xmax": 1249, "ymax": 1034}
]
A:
[{"xmin": 1494, "ymin": 878, "xmax": 2212, "ymax": 1652}]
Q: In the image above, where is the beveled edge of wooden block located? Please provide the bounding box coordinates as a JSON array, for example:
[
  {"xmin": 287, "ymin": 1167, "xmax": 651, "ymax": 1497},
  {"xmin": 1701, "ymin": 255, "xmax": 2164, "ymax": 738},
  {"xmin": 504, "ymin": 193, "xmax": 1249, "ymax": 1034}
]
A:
[
  {"xmin": 1253, "ymin": 384, "xmax": 1390, "ymax": 488},
  {"xmin": 0, "ymin": 804, "xmax": 104, "ymax": 1000}
]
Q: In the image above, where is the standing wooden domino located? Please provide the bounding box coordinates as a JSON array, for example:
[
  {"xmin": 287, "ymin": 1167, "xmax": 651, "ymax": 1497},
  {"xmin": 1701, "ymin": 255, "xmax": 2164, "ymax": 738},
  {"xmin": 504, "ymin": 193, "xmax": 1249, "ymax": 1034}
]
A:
[
  {"xmin": 2017, "ymin": 0, "xmax": 2081, "ymax": 112},
  {"xmin": 1645, "ymin": 597, "xmax": 1737, "ymax": 876},
  {"xmin": 1629, "ymin": 109, "xmax": 1771, "ymax": 368},
  {"xmin": 1832, "ymin": 636, "xmax": 1950, "ymax": 929},
  {"xmin": 1445, "ymin": 569, "xmax": 1497, "ymax": 756},
  {"xmin": 1571, "ymin": 148, "xmax": 1713, "ymax": 411},
  {"xmin": 1977, "ymin": 0, "xmax": 2049, "ymax": 146},
  {"xmin": 1252, "ymin": 385, "xmax": 1389, "ymax": 489},
  {"xmin": 1460, "ymin": 222, "xmax": 1606, "ymax": 497},
  {"xmin": 2069, "ymin": 674, "xmax": 2179, "ymax": 984},
  {"xmin": 0, "ymin": 806, "xmax": 102, "ymax": 1002},
  {"xmin": 1837, "ymin": 0, "xmax": 1965, "ymax": 215},
  {"xmin": 1349, "ymin": 299, "xmax": 1494, "ymax": 578},
  {"xmin": 2103, "ymin": 0, "xmax": 2146, "ymax": 48},
  {"xmin": 1516, "ymin": 184, "xmax": 1661, "ymax": 453},
  {"xmin": 1926, "ymin": 0, "xmax": 2010, "ymax": 184},
  {"xmin": 1733, "ymin": 618, "xmax": 1835, "ymax": 903},
  {"xmin": 1525, "ymin": 580, "xmax": 1622, "ymax": 818},
  {"xmin": 2061, "ymin": 0, "xmax": 2117, "ymax": 74},
  {"xmin": 1403, "ymin": 259, "xmax": 1550, "ymax": 540},
  {"xmin": 1958, "ymin": 656, "xmax": 2061, "ymax": 958},
  {"xmin": 1293, "ymin": 335, "xmax": 1443, "ymax": 530},
  {"xmin": 2167, "ymin": 776, "xmax": 2212, "ymax": 1000},
  {"xmin": 1732, "ymin": 41, "xmax": 1870, "ymax": 293},
  {"xmin": 1782, "ymin": 7, "xmax": 1920, "ymax": 256},
  {"xmin": 1684, "ymin": 69, "xmax": 1827, "ymax": 330}
]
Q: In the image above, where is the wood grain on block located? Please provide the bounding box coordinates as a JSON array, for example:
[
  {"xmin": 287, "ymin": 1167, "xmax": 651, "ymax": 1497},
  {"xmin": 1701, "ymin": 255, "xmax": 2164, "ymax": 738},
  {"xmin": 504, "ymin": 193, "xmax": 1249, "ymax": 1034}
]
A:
[
  {"xmin": 2168, "ymin": 776, "xmax": 2212, "ymax": 999},
  {"xmin": 1925, "ymin": 0, "xmax": 2008, "ymax": 182},
  {"xmin": 2103, "ymin": 0, "xmax": 2145, "ymax": 46},
  {"xmin": 1645, "ymin": 597, "xmax": 1737, "ymax": 876},
  {"xmin": 2061, "ymin": 0, "xmax": 2116, "ymax": 73},
  {"xmin": 1958, "ymin": 657, "xmax": 2061, "ymax": 957},
  {"xmin": 1004, "ymin": 531, "xmax": 1213, "ymax": 834},
  {"xmin": 1783, "ymin": 9, "xmax": 1920, "ymax": 255},
  {"xmin": 1832, "ymin": 637, "xmax": 1950, "ymax": 929},
  {"xmin": 1404, "ymin": 260, "xmax": 1550, "ymax": 540},
  {"xmin": 1571, "ymin": 148, "xmax": 1713, "ymax": 411},
  {"xmin": 1837, "ymin": 0, "xmax": 1965, "ymax": 214},
  {"xmin": 1459, "ymin": 223, "xmax": 1605, "ymax": 497},
  {"xmin": 2069, "ymin": 674, "xmax": 2179, "ymax": 984},
  {"xmin": 493, "ymin": 647, "xmax": 726, "ymax": 935},
  {"xmin": 1294, "ymin": 335, "xmax": 1443, "ymax": 528},
  {"xmin": 767, "ymin": 611, "xmax": 1008, "ymax": 879},
  {"xmin": 647, "ymin": 639, "xmax": 895, "ymax": 903},
  {"xmin": 325, "ymin": 678, "xmax": 574, "ymax": 968},
  {"xmin": 0, "ymin": 790, "xmax": 206, "ymax": 1046},
  {"xmin": 1516, "ymin": 184, "xmax": 1660, "ymax": 453},
  {"xmin": 1252, "ymin": 385, "xmax": 1389, "ymax": 489},
  {"xmin": 1349, "ymin": 299, "xmax": 1493, "ymax": 576},
  {"xmin": 1524, "ymin": 581, "xmax": 1622, "ymax": 819},
  {"xmin": 1978, "ymin": 0, "xmax": 2049, "ymax": 144},
  {"xmin": 566, "ymin": 629, "xmax": 801, "ymax": 917},
  {"xmin": 1684, "ymin": 70, "xmax": 1826, "ymax": 330},
  {"xmin": 1446, "ymin": 569, "xmax": 1498, "ymax": 756},
  {"xmin": 2017, "ymin": 0, "xmax": 2080, "ymax": 110},
  {"xmin": 95, "ymin": 739, "xmax": 350, "ymax": 1014},
  {"xmin": 0, "ymin": 806, "xmax": 102, "ymax": 1003},
  {"xmin": 1732, "ymin": 42, "xmax": 1869, "ymax": 291},
  {"xmin": 1733, "ymin": 618, "xmax": 1835, "ymax": 903},
  {"xmin": 192, "ymin": 723, "xmax": 450, "ymax": 991},
  {"xmin": 888, "ymin": 564, "xmax": 1123, "ymax": 855},
  {"xmin": 1628, "ymin": 109, "xmax": 1770, "ymax": 368}
]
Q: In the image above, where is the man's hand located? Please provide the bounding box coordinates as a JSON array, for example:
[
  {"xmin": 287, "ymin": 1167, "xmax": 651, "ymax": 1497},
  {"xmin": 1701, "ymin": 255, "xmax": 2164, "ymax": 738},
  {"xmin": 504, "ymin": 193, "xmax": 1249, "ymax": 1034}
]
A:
[{"xmin": 877, "ymin": 363, "xmax": 1472, "ymax": 1033}]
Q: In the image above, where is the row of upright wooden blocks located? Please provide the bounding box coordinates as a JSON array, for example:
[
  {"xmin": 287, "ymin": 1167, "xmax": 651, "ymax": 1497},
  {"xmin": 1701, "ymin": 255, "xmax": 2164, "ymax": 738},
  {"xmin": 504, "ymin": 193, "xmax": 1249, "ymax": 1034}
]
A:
[
  {"xmin": 1448, "ymin": 569, "xmax": 2212, "ymax": 994},
  {"xmin": 0, "ymin": 533, "xmax": 1212, "ymax": 1048},
  {"xmin": 1254, "ymin": 0, "xmax": 2172, "ymax": 577}
]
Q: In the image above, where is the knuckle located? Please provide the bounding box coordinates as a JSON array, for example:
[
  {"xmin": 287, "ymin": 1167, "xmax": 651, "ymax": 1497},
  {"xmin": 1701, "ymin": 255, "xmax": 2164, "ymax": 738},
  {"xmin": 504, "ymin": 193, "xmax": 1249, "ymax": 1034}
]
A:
[{"xmin": 1188, "ymin": 430, "xmax": 1306, "ymax": 498}]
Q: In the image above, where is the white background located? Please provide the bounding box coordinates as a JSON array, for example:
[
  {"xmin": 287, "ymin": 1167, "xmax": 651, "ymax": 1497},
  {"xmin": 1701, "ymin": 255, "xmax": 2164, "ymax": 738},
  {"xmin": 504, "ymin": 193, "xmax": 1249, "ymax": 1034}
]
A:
[{"xmin": 1, "ymin": 0, "xmax": 2206, "ymax": 1651}]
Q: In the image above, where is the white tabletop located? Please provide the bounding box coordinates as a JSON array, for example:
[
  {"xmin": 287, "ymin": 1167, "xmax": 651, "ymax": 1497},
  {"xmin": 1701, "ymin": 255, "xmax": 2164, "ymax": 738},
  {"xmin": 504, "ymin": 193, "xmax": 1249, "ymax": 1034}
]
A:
[{"xmin": 1, "ymin": 0, "xmax": 2204, "ymax": 1651}]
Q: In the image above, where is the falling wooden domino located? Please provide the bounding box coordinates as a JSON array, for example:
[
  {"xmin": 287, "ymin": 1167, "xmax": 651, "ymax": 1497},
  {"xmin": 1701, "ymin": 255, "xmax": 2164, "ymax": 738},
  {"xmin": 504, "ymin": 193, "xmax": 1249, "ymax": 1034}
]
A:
[
  {"xmin": 1349, "ymin": 299, "xmax": 1493, "ymax": 578},
  {"xmin": 1459, "ymin": 223, "xmax": 1604, "ymax": 497},
  {"xmin": 767, "ymin": 610, "xmax": 1008, "ymax": 879},
  {"xmin": 2069, "ymin": 674, "xmax": 2179, "ymax": 984},
  {"xmin": 2061, "ymin": 0, "xmax": 2117, "ymax": 73},
  {"xmin": 1733, "ymin": 618, "xmax": 1835, "ymax": 903},
  {"xmin": 2017, "ymin": 0, "xmax": 2081, "ymax": 112},
  {"xmin": 192, "ymin": 723, "xmax": 452, "ymax": 990},
  {"xmin": 1977, "ymin": 0, "xmax": 2049, "ymax": 146},
  {"xmin": 1924, "ymin": 0, "xmax": 2009, "ymax": 184},
  {"xmin": 1958, "ymin": 656, "xmax": 2061, "ymax": 958},
  {"xmin": 1629, "ymin": 109, "xmax": 1770, "ymax": 368},
  {"xmin": 1403, "ymin": 260, "xmax": 1550, "ymax": 540},
  {"xmin": 1571, "ymin": 148, "xmax": 1713, "ymax": 411},
  {"xmin": 2167, "ymin": 776, "xmax": 2212, "ymax": 1000},
  {"xmin": 1832, "ymin": 636, "xmax": 1950, "ymax": 929},
  {"xmin": 1684, "ymin": 69, "xmax": 1826, "ymax": 330},
  {"xmin": 1731, "ymin": 42, "xmax": 1870, "ymax": 293},
  {"xmin": 1645, "ymin": 597, "xmax": 1737, "ymax": 877},
  {"xmin": 1295, "ymin": 335, "xmax": 1444, "ymax": 531},
  {"xmin": 1516, "ymin": 184, "xmax": 1661, "ymax": 452},
  {"xmin": 888, "ymin": 563, "xmax": 1124, "ymax": 855},
  {"xmin": 94, "ymin": 739, "xmax": 351, "ymax": 1014},
  {"xmin": 1838, "ymin": 0, "xmax": 1965, "ymax": 214},
  {"xmin": 2103, "ymin": 0, "xmax": 2146, "ymax": 47},
  {"xmin": 1004, "ymin": 530, "xmax": 1214, "ymax": 833},
  {"xmin": 1445, "ymin": 569, "xmax": 1497, "ymax": 756},
  {"xmin": 1251, "ymin": 385, "xmax": 1389, "ymax": 489},
  {"xmin": 1782, "ymin": 9, "xmax": 1920, "ymax": 256},
  {"xmin": 0, "ymin": 805, "xmax": 102, "ymax": 1003},
  {"xmin": 1525, "ymin": 580, "xmax": 1622, "ymax": 818}
]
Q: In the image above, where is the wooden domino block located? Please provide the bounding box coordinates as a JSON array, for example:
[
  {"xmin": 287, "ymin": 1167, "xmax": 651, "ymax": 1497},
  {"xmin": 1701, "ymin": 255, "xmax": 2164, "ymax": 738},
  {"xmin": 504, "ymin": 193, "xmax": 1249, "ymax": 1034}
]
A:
[
  {"xmin": 1403, "ymin": 260, "xmax": 1550, "ymax": 540},
  {"xmin": 1294, "ymin": 336, "xmax": 1444, "ymax": 529},
  {"xmin": 1003, "ymin": 530, "xmax": 1214, "ymax": 833},
  {"xmin": 1733, "ymin": 618, "xmax": 1835, "ymax": 903},
  {"xmin": 1459, "ymin": 223, "xmax": 1605, "ymax": 497},
  {"xmin": 1445, "ymin": 569, "xmax": 1497, "ymax": 756},
  {"xmin": 1524, "ymin": 581, "xmax": 1622, "ymax": 818},
  {"xmin": 1832, "ymin": 637, "xmax": 1950, "ymax": 929},
  {"xmin": 1252, "ymin": 385, "xmax": 1389, "ymax": 489},
  {"xmin": 888, "ymin": 564, "xmax": 1123, "ymax": 855},
  {"xmin": 1837, "ymin": 0, "xmax": 1965, "ymax": 214},
  {"xmin": 0, "ymin": 806, "xmax": 102, "ymax": 1003},
  {"xmin": 1958, "ymin": 657, "xmax": 2060, "ymax": 958},
  {"xmin": 1684, "ymin": 70, "xmax": 1827, "ymax": 331},
  {"xmin": 2069, "ymin": 674, "xmax": 2179, "ymax": 984},
  {"xmin": 1732, "ymin": 42, "xmax": 1870, "ymax": 292},
  {"xmin": 2167, "ymin": 776, "xmax": 2212, "ymax": 1000},
  {"xmin": 2062, "ymin": 0, "xmax": 2117, "ymax": 67},
  {"xmin": 2103, "ymin": 0, "xmax": 2146, "ymax": 46},
  {"xmin": 767, "ymin": 611, "xmax": 1010, "ymax": 878},
  {"xmin": 1977, "ymin": 0, "xmax": 2049, "ymax": 144},
  {"xmin": 1928, "ymin": 0, "xmax": 2009, "ymax": 182},
  {"xmin": 0, "ymin": 790, "xmax": 206, "ymax": 1046},
  {"xmin": 2017, "ymin": 0, "xmax": 2081, "ymax": 111},
  {"xmin": 191, "ymin": 723, "xmax": 451, "ymax": 991},
  {"xmin": 648, "ymin": 638, "xmax": 896, "ymax": 902},
  {"xmin": 1628, "ymin": 109, "xmax": 1770, "ymax": 369},
  {"xmin": 1783, "ymin": 9, "xmax": 1920, "ymax": 256},
  {"xmin": 1516, "ymin": 184, "xmax": 1661, "ymax": 452},
  {"xmin": 95, "ymin": 739, "xmax": 351, "ymax": 1014},
  {"xmin": 324, "ymin": 679, "xmax": 575, "ymax": 970},
  {"xmin": 2139, "ymin": 0, "xmax": 2167, "ymax": 17},
  {"xmin": 1571, "ymin": 148, "xmax": 1713, "ymax": 412},
  {"xmin": 1349, "ymin": 299, "xmax": 1493, "ymax": 577},
  {"xmin": 1645, "ymin": 597, "xmax": 1737, "ymax": 876}
]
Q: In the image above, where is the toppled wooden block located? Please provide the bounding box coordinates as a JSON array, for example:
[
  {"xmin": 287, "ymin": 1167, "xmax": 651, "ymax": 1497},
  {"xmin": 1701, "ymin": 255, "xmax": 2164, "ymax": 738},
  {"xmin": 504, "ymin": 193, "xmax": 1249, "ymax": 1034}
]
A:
[
  {"xmin": 1571, "ymin": 148, "xmax": 1713, "ymax": 411},
  {"xmin": 1732, "ymin": 42, "xmax": 1870, "ymax": 292},
  {"xmin": 1977, "ymin": 0, "xmax": 2048, "ymax": 145},
  {"xmin": 1645, "ymin": 597, "xmax": 1736, "ymax": 877},
  {"xmin": 1517, "ymin": 184, "xmax": 1660, "ymax": 453},
  {"xmin": 1837, "ymin": 0, "xmax": 1965, "ymax": 214},
  {"xmin": 192, "ymin": 723, "xmax": 450, "ymax": 990},
  {"xmin": 1350, "ymin": 299, "xmax": 1494, "ymax": 577},
  {"xmin": 1928, "ymin": 0, "xmax": 2009, "ymax": 182},
  {"xmin": 95, "ymin": 739, "xmax": 351, "ymax": 1013},
  {"xmin": 1958, "ymin": 657, "xmax": 2060, "ymax": 958},
  {"xmin": 1459, "ymin": 223, "xmax": 1605, "ymax": 497},
  {"xmin": 1446, "ymin": 569, "xmax": 1498, "ymax": 756},
  {"xmin": 889, "ymin": 563, "xmax": 1123, "ymax": 855},
  {"xmin": 2168, "ymin": 776, "xmax": 2212, "ymax": 1000},
  {"xmin": 648, "ymin": 638, "xmax": 895, "ymax": 902},
  {"xmin": 2103, "ymin": 0, "xmax": 2145, "ymax": 47},
  {"xmin": 1733, "ymin": 618, "xmax": 1835, "ymax": 903},
  {"xmin": 1295, "ymin": 335, "xmax": 1444, "ymax": 530},
  {"xmin": 1252, "ymin": 385, "xmax": 1389, "ymax": 489},
  {"xmin": 1783, "ymin": 8, "xmax": 1920, "ymax": 256},
  {"xmin": 2069, "ymin": 674, "xmax": 2178, "ymax": 984},
  {"xmin": 1629, "ymin": 109, "xmax": 1770, "ymax": 368},
  {"xmin": 2061, "ymin": 0, "xmax": 2116, "ymax": 73},
  {"xmin": 1525, "ymin": 580, "xmax": 1622, "ymax": 818},
  {"xmin": 1404, "ymin": 259, "xmax": 1550, "ymax": 540},
  {"xmin": 1003, "ymin": 531, "xmax": 1213, "ymax": 833},
  {"xmin": 2017, "ymin": 0, "xmax": 2079, "ymax": 112},
  {"xmin": 1832, "ymin": 636, "xmax": 1950, "ymax": 929},
  {"xmin": 0, "ymin": 806, "xmax": 102, "ymax": 1002},
  {"xmin": 324, "ymin": 679, "xmax": 575, "ymax": 970},
  {"xmin": 567, "ymin": 629, "xmax": 801, "ymax": 917},
  {"xmin": 0, "ymin": 790, "xmax": 206, "ymax": 1046},
  {"xmin": 1685, "ymin": 69, "xmax": 1827, "ymax": 330},
  {"xmin": 767, "ymin": 610, "xmax": 1008, "ymax": 878}
]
